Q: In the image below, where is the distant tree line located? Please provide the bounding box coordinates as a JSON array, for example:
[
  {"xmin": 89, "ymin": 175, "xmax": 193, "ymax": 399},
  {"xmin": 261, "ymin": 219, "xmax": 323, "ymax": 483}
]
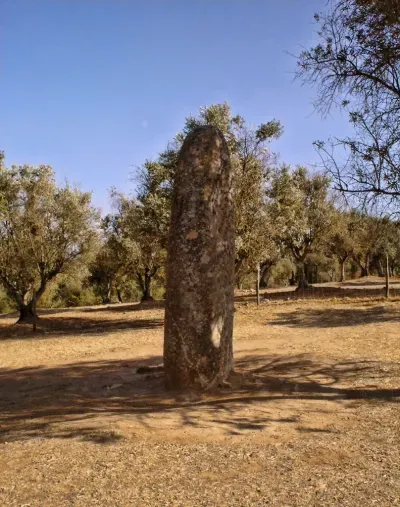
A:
[
  {"xmin": 1, "ymin": 102, "xmax": 400, "ymax": 321},
  {"xmin": 1, "ymin": 0, "xmax": 399, "ymax": 320}
]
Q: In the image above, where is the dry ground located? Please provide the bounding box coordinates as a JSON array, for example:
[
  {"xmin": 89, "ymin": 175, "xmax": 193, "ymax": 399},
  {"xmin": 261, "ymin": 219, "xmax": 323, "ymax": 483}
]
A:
[
  {"xmin": 0, "ymin": 288, "xmax": 400, "ymax": 506},
  {"xmin": 238, "ymin": 275, "xmax": 400, "ymax": 301}
]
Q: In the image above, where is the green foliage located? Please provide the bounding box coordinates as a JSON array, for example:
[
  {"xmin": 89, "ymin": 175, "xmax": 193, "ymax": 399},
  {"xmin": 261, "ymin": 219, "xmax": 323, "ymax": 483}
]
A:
[
  {"xmin": 50, "ymin": 280, "xmax": 98, "ymax": 308},
  {"xmin": 0, "ymin": 161, "xmax": 100, "ymax": 317},
  {"xmin": 267, "ymin": 165, "xmax": 334, "ymax": 287},
  {"xmin": 351, "ymin": 214, "xmax": 383, "ymax": 276},
  {"xmin": 103, "ymin": 103, "xmax": 283, "ymax": 296},
  {"xmin": 0, "ymin": 286, "xmax": 14, "ymax": 314},
  {"xmin": 269, "ymin": 258, "xmax": 296, "ymax": 287},
  {"xmin": 88, "ymin": 215, "xmax": 128, "ymax": 304},
  {"xmin": 139, "ymin": 102, "xmax": 283, "ymax": 286},
  {"xmin": 229, "ymin": 111, "xmax": 282, "ymax": 282},
  {"xmin": 108, "ymin": 176, "xmax": 169, "ymax": 301},
  {"xmin": 305, "ymin": 253, "xmax": 338, "ymax": 283},
  {"xmin": 4, "ymin": 97, "xmax": 400, "ymax": 314},
  {"xmin": 89, "ymin": 246, "xmax": 116, "ymax": 304},
  {"xmin": 326, "ymin": 210, "xmax": 360, "ymax": 280}
]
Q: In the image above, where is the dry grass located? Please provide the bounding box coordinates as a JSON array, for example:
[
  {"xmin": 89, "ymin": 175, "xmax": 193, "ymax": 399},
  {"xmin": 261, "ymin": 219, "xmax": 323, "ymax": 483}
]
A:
[{"xmin": 0, "ymin": 292, "xmax": 400, "ymax": 506}]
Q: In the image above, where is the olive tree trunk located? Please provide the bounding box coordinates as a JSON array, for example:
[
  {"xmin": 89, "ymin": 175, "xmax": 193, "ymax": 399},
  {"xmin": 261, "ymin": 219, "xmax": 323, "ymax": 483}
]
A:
[
  {"xmin": 137, "ymin": 268, "xmax": 155, "ymax": 302},
  {"xmin": 339, "ymin": 256, "xmax": 348, "ymax": 283},
  {"xmin": 141, "ymin": 268, "xmax": 154, "ymax": 302},
  {"xmin": 296, "ymin": 262, "xmax": 309, "ymax": 290},
  {"xmin": 385, "ymin": 252, "xmax": 390, "ymax": 299},
  {"xmin": 16, "ymin": 281, "xmax": 47, "ymax": 323},
  {"xmin": 18, "ymin": 300, "xmax": 38, "ymax": 323}
]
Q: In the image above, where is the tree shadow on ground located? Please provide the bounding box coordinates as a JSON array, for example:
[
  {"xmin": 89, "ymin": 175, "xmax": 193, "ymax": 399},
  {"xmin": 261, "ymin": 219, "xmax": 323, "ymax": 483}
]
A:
[
  {"xmin": 236, "ymin": 286, "xmax": 400, "ymax": 303},
  {"xmin": 341, "ymin": 281, "xmax": 400, "ymax": 287},
  {"xmin": 0, "ymin": 353, "xmax": 399, "ymax": 445},
  {"xmin": 0, "ymin": 315, "xmax": 164, "ymax": 341},
  {"xmin": 82, "ymin": 301, "xmax": 165, "ymax": 314},
  {"xmin": 269, "ymin": 306, "xmax": 400, "ymax": 328},
  {"xmin": 0, "ymin": 302, "xmax": 164, "ymax": 328}
]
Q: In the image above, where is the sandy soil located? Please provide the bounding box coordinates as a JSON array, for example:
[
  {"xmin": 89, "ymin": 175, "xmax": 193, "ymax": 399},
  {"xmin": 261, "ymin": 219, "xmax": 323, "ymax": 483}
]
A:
[{"xmin": 0, "ymin": 292, "xmax": 400, "ymax": 506}]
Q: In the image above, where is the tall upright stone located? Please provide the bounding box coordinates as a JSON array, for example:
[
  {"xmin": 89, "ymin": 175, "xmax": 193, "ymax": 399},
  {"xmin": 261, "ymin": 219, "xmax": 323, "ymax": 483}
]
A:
[{"xmin": 164, "ymin": 126, "xmax": 235, "ymax": 390}]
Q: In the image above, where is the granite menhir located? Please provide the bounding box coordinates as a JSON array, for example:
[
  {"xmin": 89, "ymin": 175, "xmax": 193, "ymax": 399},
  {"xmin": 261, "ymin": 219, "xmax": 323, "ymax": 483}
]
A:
[{"xmin": 164, "ymin": 125, "xmax": 235, "ymax": 390}]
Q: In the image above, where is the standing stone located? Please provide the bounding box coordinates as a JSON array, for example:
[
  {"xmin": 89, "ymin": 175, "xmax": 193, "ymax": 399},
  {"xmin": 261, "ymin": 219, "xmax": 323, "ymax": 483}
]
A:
[{"xmin": 164, "ymin": 126, "xmax": 235, "ymax": 390}]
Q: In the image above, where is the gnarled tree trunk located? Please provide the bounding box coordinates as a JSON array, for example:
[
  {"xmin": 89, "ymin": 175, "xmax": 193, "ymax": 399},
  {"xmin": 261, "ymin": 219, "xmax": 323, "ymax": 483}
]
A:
[
  {"xmin": 377, "ymin": 259, "xmax": 384, "ymax": 278},
  {"xmin": 385, "ymin": 251, "xmax": 390, "ymax": 299},
  {"xmin": 259, "ymin": 261, "xmax": 274, "ymax": 289},
  {"xmin": 101, "ymin": 282, "xmax": 112, "ymax": 304},
  {"xmin": 296, "ymin": 262, "xmax": 309, "ymax": 290},
  {"xmin": 18, "ymin": 299, "xmax": 38, "ymax": 323},
  {"xmin": 339, "ymin": 256, "xmax": 348, "ymax": 282},
  {"xmin": 359, "ymin": 254, "xmax": 370, "ymax": 277},
  {"xmin": 16, "ymin": 281, "xmax": 47, "ymax": 324},
  {"xmin": 141, "ymin": 267, "xmax": 154, "ymax": 302},
  {"xmin": 136, "ymin": 268, "xmax": 155, "ymax": 302}
]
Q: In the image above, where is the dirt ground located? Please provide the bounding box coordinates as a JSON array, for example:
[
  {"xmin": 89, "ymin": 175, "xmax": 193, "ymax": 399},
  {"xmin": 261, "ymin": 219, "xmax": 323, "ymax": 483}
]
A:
[{"xmin": 1, "ymin": 286, "xmax": 400, "ymax": 506}]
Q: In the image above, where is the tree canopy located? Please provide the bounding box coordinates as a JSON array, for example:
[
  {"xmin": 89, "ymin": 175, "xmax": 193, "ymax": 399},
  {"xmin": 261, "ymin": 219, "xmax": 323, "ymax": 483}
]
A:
[
  {"xmin": 2, "ymin": 101, "xmax": 400, "ymax": 317},
  {"xmin": 267, "ymin": 166, "xmax": 334, "ymax": 288},
  {"xmin": 0, "ymin": 162, "xmax": 99, "ymax": 321},
  {"xmin": 297, "ymin": 0, "xmax": 400, "ymax": 208}
]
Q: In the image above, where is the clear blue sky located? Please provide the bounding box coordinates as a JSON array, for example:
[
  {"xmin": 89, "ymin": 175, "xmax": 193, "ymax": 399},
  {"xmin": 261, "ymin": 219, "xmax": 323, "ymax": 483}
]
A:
[{"xmin": 2, "ymin": 0, "xmax": 351, "ymax": 213}]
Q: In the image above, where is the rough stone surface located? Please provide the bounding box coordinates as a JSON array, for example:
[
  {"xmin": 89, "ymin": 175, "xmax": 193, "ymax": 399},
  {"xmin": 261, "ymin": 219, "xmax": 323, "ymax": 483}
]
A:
[{"xmin": 164, "ymin": 125, "xmax": 235, "ymax": 390}]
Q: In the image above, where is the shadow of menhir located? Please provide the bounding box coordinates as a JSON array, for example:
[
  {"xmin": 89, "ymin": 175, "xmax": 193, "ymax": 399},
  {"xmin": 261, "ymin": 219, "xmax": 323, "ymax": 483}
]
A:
[{"xmin": 0, "ymin": 352, "xmax": 399, "ymax": 445}]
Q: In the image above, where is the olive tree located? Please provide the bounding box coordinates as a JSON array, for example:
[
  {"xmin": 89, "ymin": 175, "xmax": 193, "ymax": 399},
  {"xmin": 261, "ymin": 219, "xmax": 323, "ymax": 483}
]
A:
[
  {"xmin": 88, "ymin": 214, "xmax": 128, "ymax": 304},
  {"xmin": 0, "ymin": 162, "xmax": 99, "ymax": 321},
  {"xmin": 327, "ymin": 210, "xmax": 359, "ymax": 281},
  {"xmin": 268, "ymin": 166, "xmax": 334, "ymax": 289},
  {"xmin": 151, "ymin": 103, "xmax": 283, "ymax": 286},
  {"xmin": 111, "ymin": 175, "xmax": 169, "ymax": 301}
]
